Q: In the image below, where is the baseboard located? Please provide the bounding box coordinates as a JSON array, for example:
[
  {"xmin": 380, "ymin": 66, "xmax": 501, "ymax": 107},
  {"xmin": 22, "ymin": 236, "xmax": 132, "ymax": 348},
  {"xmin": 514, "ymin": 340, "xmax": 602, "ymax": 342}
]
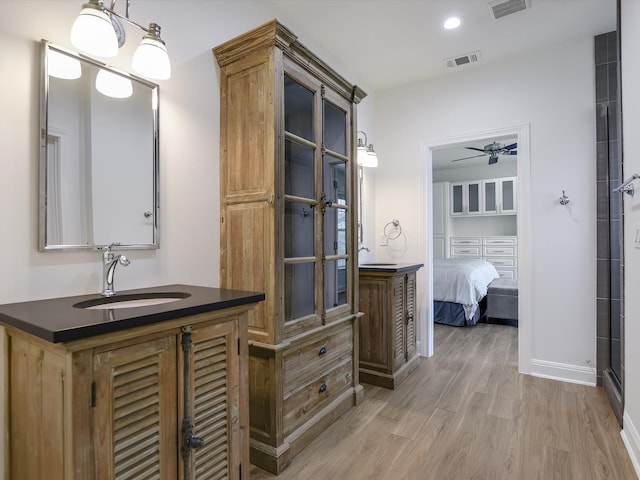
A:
[
  {"xmin": 529, "ymin": 358, "xmax": 597, "ymax": 386},
  {"xmin": 622, "ymin": 411, "xmax": 640, "ymax": 478}
]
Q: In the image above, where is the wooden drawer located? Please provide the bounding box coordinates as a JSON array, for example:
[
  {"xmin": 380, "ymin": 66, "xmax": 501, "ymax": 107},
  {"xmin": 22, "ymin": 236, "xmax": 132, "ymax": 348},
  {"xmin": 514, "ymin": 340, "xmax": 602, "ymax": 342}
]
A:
[
  {"xmin": 282, "ymin": 356, "xmax": 353, "ymax": 434},
  {"xmin": 483, "ymin": 246, "xmax": 516, "ymax": 257},
  {"xmin": 451, "ymin": 245, "xmax": 482, "ymax": 257},
  {"xmin": 483, "ymin": 236, "xmax": 517, "ymax": 246},
  {"xmin": 451, "ymin": 237, "xmax": 481, "ymax": 246},
  {"xmin": 485, "ymin": 257, "xmax": 516, "ymax": 268},
  {"xmin": 283, "ymin": 323, "xmax": 353, "ymax": 392}
]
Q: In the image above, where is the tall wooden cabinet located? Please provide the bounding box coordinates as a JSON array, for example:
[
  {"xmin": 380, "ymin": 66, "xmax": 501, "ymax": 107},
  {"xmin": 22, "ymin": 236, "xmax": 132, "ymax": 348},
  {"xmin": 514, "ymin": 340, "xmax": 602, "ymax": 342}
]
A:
[
  {"xmin": 214, "ymin": 20, "xmax": 366, "ymax": 473},
  {"xmin": 358, "ymin": 264, "xmax": 423, "ymax": 389}
]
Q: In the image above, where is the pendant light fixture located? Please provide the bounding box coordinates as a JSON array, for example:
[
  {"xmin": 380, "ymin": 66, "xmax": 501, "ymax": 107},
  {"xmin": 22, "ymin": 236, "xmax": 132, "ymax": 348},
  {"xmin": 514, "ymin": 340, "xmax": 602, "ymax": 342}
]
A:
[
  {"xmin": 356, "ymin": 131, "xmax": 379, "ymax": 168},
  {"xmin": 70, "ymin": 0, "xmax": 171, "ymax": 80}
]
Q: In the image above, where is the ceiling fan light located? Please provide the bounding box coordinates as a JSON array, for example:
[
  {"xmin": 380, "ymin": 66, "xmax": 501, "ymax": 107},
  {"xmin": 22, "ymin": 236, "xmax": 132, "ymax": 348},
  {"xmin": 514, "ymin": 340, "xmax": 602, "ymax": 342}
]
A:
[{"xmin": 70, "ymin": 2, "xmax": 118, "ymax": 58}]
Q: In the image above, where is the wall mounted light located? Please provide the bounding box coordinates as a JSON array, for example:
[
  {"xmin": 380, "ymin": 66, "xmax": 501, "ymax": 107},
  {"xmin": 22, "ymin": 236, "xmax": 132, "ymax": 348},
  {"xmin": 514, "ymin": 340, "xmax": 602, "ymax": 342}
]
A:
[
  {"xmin": 356, "ymin": 131, "xmax": 379, "ymax": 168},
  {"xmin": 70, "ymin": 0, "xmax": 171, "ymax": 80}
]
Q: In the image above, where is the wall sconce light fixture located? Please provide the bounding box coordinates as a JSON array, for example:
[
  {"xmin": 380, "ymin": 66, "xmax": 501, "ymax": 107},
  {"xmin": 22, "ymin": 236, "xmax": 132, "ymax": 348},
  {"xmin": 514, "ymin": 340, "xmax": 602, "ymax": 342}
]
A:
[
  {"xmin": 71, "ymin": 0, "xmax": 171, "ymax": 80},
  {"xmin": 357, "ymin": 131, "xmax": 379, "ymax": 168}
]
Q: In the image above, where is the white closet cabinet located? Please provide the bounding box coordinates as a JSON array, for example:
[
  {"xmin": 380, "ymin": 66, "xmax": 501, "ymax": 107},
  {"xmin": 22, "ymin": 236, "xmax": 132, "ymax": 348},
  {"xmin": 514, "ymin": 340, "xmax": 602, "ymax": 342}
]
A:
[{"xmin": 483, "ymin": 177, "xmax": 517, "ymax": 215}]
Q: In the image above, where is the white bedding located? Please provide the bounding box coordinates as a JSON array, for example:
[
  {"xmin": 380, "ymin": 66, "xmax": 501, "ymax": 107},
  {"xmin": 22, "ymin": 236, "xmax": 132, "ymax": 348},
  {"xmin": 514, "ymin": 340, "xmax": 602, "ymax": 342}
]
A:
[{"xmin": 433, "ymin": 258, "xmax": 499, "ymax": 320}]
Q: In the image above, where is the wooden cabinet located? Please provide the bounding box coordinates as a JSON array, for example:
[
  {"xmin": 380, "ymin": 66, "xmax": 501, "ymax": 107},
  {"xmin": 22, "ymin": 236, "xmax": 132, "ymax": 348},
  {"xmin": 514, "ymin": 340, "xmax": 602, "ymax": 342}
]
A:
[
  {"xmin": 450, "ymin": 177, "xmax": 517, "ymax": 217},
  {"xmin": 6, "ymin": 306, "xmax": 253, "ymax": 480},
  {"xmin": 358, "ymin": 264, "xmax": 422, "ymax": 389},
  {"xmin": 214, "ymin": 20, "xmax": 365, "ymax": 474}
]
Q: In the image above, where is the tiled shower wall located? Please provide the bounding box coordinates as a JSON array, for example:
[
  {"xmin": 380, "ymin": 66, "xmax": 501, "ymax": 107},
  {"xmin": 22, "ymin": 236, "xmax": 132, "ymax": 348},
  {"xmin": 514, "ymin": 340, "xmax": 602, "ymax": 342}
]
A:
[{"xmin": 595, "ymin": 31, "xmax": 623, "ymax": 389}]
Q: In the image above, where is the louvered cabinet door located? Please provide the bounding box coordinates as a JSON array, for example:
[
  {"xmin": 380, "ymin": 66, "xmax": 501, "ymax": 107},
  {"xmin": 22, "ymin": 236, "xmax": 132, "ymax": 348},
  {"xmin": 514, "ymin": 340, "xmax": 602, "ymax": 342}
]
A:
[
  {"xmin": 187, "ymin": 320, "xmax": 242, "ymax": 480},
  {"xmin": 93, "ymin": 336, "xmax": 178, "ymax": 480},
  {"xmin": 405, "ymin": 272, "xmax": 417, "ymax": 361},
  {"xmin": 392, "ymin": 274, "xmax": 407, "ymax": 370}
]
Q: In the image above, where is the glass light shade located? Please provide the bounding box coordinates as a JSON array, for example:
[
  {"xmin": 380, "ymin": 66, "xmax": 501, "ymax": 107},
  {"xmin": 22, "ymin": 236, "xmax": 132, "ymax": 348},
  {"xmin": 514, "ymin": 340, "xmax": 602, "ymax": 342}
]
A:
[
  {"xmin": 70, "ymin": 5, "xmax": 118, "ymax": 58},
  {"xmin": 48, "ymin": 50, "xmax": 81, "ymax": 80},
  {"xmin": 96, "ymin": 69, "xmax": 133, "ymax": 98},
  {"xmin": 132, "ymin": 38, "xmax": 171, "ymax": 80},
  {"xmin": 365, "ymin": 147, "xmax": 379, "ymax": 168},
  {"xmin": 357, "ymin": 142, "xmax": 369, "ymax": 166},
  {"xmin": 444, "ymin": 17, "xmax": 461, "ymax": 29}
]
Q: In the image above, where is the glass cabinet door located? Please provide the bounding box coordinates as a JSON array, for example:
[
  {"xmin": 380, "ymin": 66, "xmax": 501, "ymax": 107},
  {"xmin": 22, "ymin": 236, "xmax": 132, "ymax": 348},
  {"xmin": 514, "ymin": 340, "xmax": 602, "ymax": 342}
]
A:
[
  {"xmin": 322, "ymin": 98, "xmax": 349, "ymax": 313},
  {"xmin": 483, "ymin": 180, "xmax": 498, "ymax": 214},
  {"xmin": 467, "ymin": 181, "xmax": 481, "ymax": 214},
  {"xmin": 501, "ymin": 178, "xmax": 517, "ymax": 213},
  {"xmin": 283, "ymin": 75, "xmax": 316, "ymax": 323},
  {"xmin": 450, "ymin": 183, "xmax": 464, "ymax": 215}
]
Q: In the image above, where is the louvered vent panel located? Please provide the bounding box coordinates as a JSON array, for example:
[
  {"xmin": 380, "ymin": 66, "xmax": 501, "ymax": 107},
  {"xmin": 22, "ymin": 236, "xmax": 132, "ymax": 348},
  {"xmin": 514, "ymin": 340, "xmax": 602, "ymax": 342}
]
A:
[
  {"xmin": 394, "ymin": 283, "xmax": 404, "ymax": 359},
  {"xmin": 193, "ymin": 335, "xmax": 230, "ymax": 479},
  {"xmin": 112, "ymin": 355, "xmax": 162, "ymax": 479}
]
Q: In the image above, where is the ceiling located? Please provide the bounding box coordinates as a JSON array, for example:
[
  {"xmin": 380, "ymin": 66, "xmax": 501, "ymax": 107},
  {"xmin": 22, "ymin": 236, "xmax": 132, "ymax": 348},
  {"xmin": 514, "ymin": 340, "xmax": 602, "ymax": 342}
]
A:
[
  {"xmin": 431, "ymin": 135, "xmax": 518, "ymax": 170},
  {"xmin": 263, "ymin": 0, "xmax": 616, "ymax": 92}
]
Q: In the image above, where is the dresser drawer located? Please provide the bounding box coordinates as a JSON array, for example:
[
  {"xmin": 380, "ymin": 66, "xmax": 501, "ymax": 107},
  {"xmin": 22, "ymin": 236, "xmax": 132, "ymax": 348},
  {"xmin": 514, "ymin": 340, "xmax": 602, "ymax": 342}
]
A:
[
  {"xmin": 282, "ymin": 356, "xmax": 353, "ymax": 435},
  {"xmin": 485, "ymin": 257, "xmax": 516, "ymax": 268},
  {"xmin": 451, "ymin": 237, "xmax": 482, "ymax": 246},
  {"xmin": 483, "ymin": 236, "xmax": 517, "ymax": 246},
  {"xmin": 483, "ymin": 246, "xmax": 516, "ymax": 257},
  {"xmin": 283, "ymin": 323, "xmax": 353, "ymax": 392},
  {"xmin": 451, "ymin": 245, "xmax": 482, "ymax": 257},
  {"xmin": 495, "ymin": 268, "xmax": 517, "ymax": 279}
]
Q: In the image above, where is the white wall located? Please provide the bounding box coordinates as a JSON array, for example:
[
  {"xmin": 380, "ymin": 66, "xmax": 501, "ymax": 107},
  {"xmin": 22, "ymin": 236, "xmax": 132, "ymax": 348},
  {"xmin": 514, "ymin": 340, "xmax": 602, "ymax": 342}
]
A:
[
  {"xmin": 371, "ymin": 37, "xmax": 598, "ymax": 383},
  {"xmin": 0, "ymin": 2, "xmax": 373, "ymax": 476},
  {"xmin": 621, "ymin": 1, "xmax": 640, "ymax": 475}
]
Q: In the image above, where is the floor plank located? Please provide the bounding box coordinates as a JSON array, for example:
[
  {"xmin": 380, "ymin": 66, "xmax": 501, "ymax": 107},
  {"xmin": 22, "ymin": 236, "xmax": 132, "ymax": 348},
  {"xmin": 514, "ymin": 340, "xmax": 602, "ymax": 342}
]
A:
[{"xmin": 250, "ymin": 324, "xmax": 638, "ymax": 479}]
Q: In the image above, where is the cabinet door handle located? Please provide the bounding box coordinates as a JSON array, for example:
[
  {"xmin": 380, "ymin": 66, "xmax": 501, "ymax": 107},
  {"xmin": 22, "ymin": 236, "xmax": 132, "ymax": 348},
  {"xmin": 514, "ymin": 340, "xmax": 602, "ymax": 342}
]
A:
[
  {"xmin": 319, "ymin": 384, "xmax": 327, "ymax": 393},
  {"xmin": 318, "ymin": 347, "xmax": 327, "ymax": 355}
]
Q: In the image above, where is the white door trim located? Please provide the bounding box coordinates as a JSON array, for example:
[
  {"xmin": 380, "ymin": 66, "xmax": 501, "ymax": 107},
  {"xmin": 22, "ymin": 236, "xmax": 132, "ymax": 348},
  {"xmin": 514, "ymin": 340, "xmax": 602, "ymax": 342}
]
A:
[{"xmin": 419, "ymin": 124, "xmax": 532, "ymax": 374}]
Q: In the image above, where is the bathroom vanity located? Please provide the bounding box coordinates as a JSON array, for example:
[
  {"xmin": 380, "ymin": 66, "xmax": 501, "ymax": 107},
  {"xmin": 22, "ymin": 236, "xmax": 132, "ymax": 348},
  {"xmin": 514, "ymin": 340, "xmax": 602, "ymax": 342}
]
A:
[{"xmin": 0, "ymin": 284, "xmax": 264, "ymax": 480}]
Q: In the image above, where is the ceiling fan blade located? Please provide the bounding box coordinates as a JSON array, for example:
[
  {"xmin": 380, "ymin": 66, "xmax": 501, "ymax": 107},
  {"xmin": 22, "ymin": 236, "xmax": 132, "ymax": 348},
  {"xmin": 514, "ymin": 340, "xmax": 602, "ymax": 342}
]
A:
[
  {"xmin": 451, "ymin": 154, "xmax": 486, "ymax": 162},
  {"xmin": 502, "ymin": 150, "xmax": 517, "ymax": 156},
  {"xmin": 488, "ymin": 156, "xmax": 499, "ymax": 165},
  {"xmin": 504, "ymin": 143, "xmax": 517, "ymax": 150},
  {"xmin": 465, "ymin": 147, "xmax": 486, "ymax": 153}
]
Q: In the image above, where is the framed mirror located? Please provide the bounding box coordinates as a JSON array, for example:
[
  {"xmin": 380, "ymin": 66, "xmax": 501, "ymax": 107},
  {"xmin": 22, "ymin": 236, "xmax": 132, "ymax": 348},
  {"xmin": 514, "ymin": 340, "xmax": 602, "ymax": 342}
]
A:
[{"xmin": 39, "ymin": 41, "xmax": 159, "ymax": 251}]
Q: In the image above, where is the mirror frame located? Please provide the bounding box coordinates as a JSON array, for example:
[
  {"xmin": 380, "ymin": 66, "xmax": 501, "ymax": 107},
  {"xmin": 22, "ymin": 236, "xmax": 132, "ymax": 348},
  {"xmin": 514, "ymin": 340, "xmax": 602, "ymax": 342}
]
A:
[{"xmin": 39, "ymin": 40, "xmax": 160, "ymax": 251}]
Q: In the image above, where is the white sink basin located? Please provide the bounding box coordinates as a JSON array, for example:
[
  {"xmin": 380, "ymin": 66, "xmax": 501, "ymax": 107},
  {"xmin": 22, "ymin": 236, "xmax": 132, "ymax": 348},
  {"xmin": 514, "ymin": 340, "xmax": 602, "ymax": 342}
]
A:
[{"xmin": 73, "ymin": 292, "xmax": 191, "ymax": 310}]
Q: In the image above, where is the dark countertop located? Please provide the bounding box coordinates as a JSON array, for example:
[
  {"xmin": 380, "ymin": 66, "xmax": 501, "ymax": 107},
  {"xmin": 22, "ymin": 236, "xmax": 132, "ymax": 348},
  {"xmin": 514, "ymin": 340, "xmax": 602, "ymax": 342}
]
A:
[
  {"xmin": 0, "ymin": 284, "xmax": 265, "ymax": 343},
  {"xmin": 358, "ymin": 262, "xmax": 424, "ymax": 273}
]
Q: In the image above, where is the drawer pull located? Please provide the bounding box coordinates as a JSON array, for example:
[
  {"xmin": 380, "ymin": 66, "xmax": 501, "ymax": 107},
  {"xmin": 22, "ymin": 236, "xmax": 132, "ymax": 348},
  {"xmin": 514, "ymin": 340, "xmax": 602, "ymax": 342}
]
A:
[
  {"xmin": 319, "ymin": 384, "xmax": 327, "ymax": 393},
  {"xmin": 318, "ymin": 347, "xmax": 327, "ymax": 355}
]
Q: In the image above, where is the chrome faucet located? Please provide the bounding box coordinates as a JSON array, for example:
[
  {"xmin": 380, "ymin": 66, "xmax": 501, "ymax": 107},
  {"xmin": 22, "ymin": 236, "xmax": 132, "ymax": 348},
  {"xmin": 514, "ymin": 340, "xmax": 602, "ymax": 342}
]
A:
[{"xmin": 101, "ymin": 244, "xmax": 131, "ymax": 297}]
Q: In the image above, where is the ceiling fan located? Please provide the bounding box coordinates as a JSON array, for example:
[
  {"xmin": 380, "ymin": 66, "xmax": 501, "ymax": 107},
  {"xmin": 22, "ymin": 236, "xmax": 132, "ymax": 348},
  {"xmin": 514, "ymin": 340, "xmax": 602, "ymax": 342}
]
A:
[{"xmin": 451, "ymin": 141, "xmax": 517, "ymax": 165}]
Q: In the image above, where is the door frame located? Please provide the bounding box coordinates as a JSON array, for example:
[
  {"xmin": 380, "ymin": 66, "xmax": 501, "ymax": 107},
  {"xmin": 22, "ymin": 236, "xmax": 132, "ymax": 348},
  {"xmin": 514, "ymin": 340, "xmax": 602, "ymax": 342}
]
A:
[{"xmin": 419, "ymin": 124, "xmax": 532, "ymax": 374}]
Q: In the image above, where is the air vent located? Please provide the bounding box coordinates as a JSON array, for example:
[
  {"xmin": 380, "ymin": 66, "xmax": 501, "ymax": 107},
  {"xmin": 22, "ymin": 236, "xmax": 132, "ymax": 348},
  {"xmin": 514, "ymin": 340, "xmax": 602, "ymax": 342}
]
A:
[
  {"xmin": 489, "ymin": 0, "xmax": 529, "ymax": 20},
  {"xmin": 444, "ymin": 51, "xmax": 482, "ymax": 69}
]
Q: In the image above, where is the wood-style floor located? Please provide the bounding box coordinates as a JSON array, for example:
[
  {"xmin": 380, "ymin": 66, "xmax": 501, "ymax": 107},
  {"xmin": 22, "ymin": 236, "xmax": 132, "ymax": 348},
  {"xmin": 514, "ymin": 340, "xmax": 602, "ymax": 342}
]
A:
[{"xmin": 250, "ymin": 323, "xmax": 637, "ymax": 479}]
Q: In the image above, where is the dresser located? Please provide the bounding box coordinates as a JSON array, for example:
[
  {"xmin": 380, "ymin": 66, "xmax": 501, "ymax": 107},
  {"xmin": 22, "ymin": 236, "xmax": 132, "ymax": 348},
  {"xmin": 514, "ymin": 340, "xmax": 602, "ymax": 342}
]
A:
[{"xmin": 450, "ymin": 236, "xmax": 518, "ymax": 279}]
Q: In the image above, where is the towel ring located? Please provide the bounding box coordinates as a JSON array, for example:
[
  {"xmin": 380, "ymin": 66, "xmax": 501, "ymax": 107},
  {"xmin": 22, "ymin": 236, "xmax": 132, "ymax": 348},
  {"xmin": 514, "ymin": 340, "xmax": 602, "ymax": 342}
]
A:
[{"xmin": 383, "ymin": 219, "xmax": 402, "ymax": 240}]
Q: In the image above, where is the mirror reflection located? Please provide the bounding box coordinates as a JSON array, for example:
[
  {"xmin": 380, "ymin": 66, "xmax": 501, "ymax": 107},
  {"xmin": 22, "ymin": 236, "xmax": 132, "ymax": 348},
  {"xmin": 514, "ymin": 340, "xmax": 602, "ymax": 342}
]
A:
[{"xmin": 40, "ymin": 41, "xmax": 159, "ymax": 251}]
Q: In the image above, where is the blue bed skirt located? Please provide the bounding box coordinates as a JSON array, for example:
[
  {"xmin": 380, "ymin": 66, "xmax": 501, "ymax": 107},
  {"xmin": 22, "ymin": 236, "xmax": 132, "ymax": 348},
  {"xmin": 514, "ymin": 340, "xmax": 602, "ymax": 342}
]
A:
[{"xmin": 434, "ymin": 299, "xmax": 485, "ymax": 327}]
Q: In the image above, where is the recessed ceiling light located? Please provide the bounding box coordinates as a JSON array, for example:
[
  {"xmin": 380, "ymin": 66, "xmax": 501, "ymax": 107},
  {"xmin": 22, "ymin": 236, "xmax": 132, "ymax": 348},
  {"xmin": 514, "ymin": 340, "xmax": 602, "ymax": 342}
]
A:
[{"xmin": 444, "ymin": 17, "xmax": 461, "ymax": 29}]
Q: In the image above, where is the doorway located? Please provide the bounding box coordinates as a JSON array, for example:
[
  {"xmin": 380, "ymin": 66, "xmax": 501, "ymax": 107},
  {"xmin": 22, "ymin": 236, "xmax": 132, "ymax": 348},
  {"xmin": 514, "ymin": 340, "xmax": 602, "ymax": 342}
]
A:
[{"xmin": 421, "ymin": 124, "xmax": 531, "ymax": 373}]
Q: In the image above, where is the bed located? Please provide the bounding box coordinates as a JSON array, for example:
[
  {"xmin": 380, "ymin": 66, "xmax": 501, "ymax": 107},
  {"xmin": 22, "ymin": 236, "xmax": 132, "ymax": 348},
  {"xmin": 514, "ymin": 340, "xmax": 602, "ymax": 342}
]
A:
[{"xmin": 433, "ymin": 258, "xmax": 499, "ymax": 326}]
